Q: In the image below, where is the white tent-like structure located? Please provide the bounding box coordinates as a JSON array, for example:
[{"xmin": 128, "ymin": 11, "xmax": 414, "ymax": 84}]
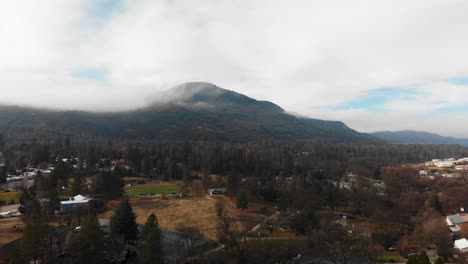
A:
[{"xmin": 454, "ymin": 238, "xmax": 468, "ymax": 253}]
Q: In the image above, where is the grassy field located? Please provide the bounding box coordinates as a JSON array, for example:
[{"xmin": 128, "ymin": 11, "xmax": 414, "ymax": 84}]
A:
[
  {"xmin": 0, "ymin": 191, "xmax": 19, "ymax": 204},
  {"xmin": 100, "ymin": 196, "xmax": 220, "ymax": 239},
  {"xmin": 124, "ymin": 183, "xmax": 181, "ymax": 197},
  {"xmin": 0, "ymin": 218, "xmax": 23, "ymax": 246},
  {"xmin": 100, "ymin": 196, "xmax": 269, "ymax": 240}
]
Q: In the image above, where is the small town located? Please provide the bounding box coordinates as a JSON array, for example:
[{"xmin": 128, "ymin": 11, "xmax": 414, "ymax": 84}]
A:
[
  {"xmin": 2, "ymin": 1, "xmax": 468, "ymax": 263},
  {"xmin": 1, "ymin": 147, "xmax": 468, "ymax": 263}
]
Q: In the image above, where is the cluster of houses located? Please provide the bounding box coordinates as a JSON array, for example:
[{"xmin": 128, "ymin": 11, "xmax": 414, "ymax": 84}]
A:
[
  {"xmin": 335, "ymin": 173, "xmax": 385, "ymax": 193},
  {"xmin": 419, "ymin": 157, "xmax": 468, "ymax": 179},
  {"xmin": 3, "ymin": 167, "xmax": 52, "ymax": 183},
  {"xmin": 446, "ymin": 209, "xmax": 468, "ymax": 253},
  {"xmin": 424, "ymin": 158, "xmax": 468, "ymax": 169}
]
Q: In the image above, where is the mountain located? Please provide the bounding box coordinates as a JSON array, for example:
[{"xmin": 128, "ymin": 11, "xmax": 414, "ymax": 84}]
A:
[
  {"xmin": 0, "ymin": 82, "xmax": 380, "ymax": 143},
  {"xmin": 371, "ymin": 130, "xmax": 468, "ymax": 147}
]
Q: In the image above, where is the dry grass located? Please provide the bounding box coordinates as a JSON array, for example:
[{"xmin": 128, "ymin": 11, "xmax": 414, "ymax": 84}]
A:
[
  {"xmin": 0, "ymin": 218, "xmax": 23, "ymax": 246},
  {"xmin": 99, "ymin": 196, "xmax": 270, "ymax": 240},
  {"xmin": 100, "ymin": 196, "xmax": 220, "ymax": 239}
]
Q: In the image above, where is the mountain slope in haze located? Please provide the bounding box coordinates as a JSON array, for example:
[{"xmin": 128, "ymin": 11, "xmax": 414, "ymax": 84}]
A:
[
  {"xmin": 371, "ymin": 130, "xmax": 468, "ymax": 147},
  {"xmin": 0, "ymin": 82, "xmax": 380, "ymax": 143}
]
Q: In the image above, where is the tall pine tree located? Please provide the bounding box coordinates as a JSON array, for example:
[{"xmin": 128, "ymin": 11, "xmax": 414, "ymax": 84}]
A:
[
  {"xmin": 110, "ymin": 199, "xmax": 139, "ymax": 244},
  {"xmin": 139, "ymin": 214, "xmax": 164, "ymax": 264},
  {"xmin": 78, "ymin": 209, "xmax": 104, "ymax": 264}
]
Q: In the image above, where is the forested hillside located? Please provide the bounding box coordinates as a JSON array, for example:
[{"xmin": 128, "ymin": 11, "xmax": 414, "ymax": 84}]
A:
[{"xmin": 0, "ymin": 83, "xmax": 379, "ymax": 144}]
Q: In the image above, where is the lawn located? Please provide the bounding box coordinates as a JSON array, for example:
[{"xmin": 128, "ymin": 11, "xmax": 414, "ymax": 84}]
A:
[
  {"xmin": 0, "ymin": 191, "xmax": 20, "ymax": 204},
  {"xmin": 124, "ymin": 183, "xmax": 181, "ymax": 197}
]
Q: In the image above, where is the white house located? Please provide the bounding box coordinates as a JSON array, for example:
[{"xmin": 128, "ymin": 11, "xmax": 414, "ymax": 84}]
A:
[
  {"xmin": 454, "ymin": 238, "xmax": 468, "ymax": 253},
  {"xmin": 60, "ymin": 194, "xmax": 91, "ymax": 212}
]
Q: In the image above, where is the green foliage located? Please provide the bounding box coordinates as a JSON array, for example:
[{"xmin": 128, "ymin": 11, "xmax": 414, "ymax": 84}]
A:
[
  {"xmin": 416, "ymin": 250, "xmax": 430, "ymax": 264},
  {"xmin": 72, "ymin": 174, "xmax": 83, "ymax": 195},
  {"xmin": 406, "ymin": 255, "xmax": 418, "ymax": 264},
  {"xmin": 125, "ymin": 183, "xmax": 180, "ymax": 197},
  {"xmin": 434, "ymin": 257, "xmax": 444, "ymax": 264},
  {"xmin": 92, "ymin": 170, "xmax": 123, "ymax": 198},
  {"xmin": 139, "ymin": 214, "xmax": 164, "ymax": 264},
  {"xmin": 0, "ymin": 167, "xmax": 6, "ymax": 184},
  {"xmin": 228, "ymin": 172, "xmax": 240, "ymax": 196},
  {"xmin": 110, "ymin": 199, "xmax": 139, "ymax": 244},
  {"xmin": 406, "ymin": 250, "xmax": 430, "ymax": 264},
  {"xmin": 78, "ymin": 210, "xmax": 104, "ymax": 264},
  {"xmin": 20, "ymin": 200, "xmax": 48, "ymax": 262},
  {"xmin": 236, "ymin": 192, "xmax": 248, "ymax": 209}
]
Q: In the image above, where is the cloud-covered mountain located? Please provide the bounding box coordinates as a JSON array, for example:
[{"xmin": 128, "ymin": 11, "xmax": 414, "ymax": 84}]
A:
[
  {"xmin": 0, "ymin": 82, "xmax": 379, "ymax": 143},
  {"xmin": 371, "ymin": 130, "xmax": 468, "ymax": 147}
]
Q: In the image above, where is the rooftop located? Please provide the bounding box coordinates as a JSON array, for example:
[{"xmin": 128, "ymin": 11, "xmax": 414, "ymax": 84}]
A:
[{"xmin": 447, "ymin": 214, "xmax": 468, "ymax": 224}]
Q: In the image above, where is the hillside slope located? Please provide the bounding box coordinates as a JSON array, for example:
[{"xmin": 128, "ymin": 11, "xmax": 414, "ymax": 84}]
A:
[
  {"xmin": 0, "ymin": 82, "xmax": 379, "ymax": 143},
  {"xmin": 371, "ymin": 130, "xmax": 468, "ymax": 147}
]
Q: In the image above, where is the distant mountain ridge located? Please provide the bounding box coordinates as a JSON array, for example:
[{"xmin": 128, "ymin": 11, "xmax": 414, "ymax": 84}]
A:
[
  {"xmin": 0, "ymin": 82, "xmax": 380, "ymax": 143},
  {"xmin": 371, "ymin": 130, "xmax": 468, "ymax": 147}
]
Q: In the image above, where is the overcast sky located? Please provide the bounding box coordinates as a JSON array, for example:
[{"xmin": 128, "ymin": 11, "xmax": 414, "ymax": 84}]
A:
[{"xmin": 1, "ymin": 0, "xmax": 468, "ymax": 137}]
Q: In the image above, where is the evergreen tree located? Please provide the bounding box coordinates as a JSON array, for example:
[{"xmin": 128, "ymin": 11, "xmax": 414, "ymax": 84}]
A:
[
  {"xmin": 434, "ymin": 257, "xmax": 444, "ymax": 264},
  {"xmin": 227, "ymin": 172, "xmax": 240, "ymax": 196},
  {"xmin": 416, "ymin": 250, "xmax": 430, "ymax": 264},
  {"xmin": 304, "ymin": 201, "xmax": 320, "ymax": 229},
  {"xmin": 139, "ymin": 214, "xmax": 164, "ymax": 264},
  {"xmin": 78, "ymin": 209, "xmax": 104, "ymax": 264},
  {"xmin": 110, "ymin": 199, "xmax": 139, "ymax": 244},
  {"xmin": 72, "ymin": 174, "xmax": 83, "ymax": 195},
  {"xmin": 406, "ymin": 255, "xmax": 418, "ymax": 264},
  {"xmin": 236, "ymin": 192, "xmax": 248, "ymax": 210},
  {"xmin": 0, "ymin": 167, "xmax": 6, "ymax": 184},
  {"xmin": 20, "ymin": 200, "xmax": 47, "ymax": 263},
  {"xmin": 92, "ymin": 170, "xmax": 123, "ymax": 198},
  {"xmin": 0, "ymin": 133, "xmax": 4, "ymax": 151}
]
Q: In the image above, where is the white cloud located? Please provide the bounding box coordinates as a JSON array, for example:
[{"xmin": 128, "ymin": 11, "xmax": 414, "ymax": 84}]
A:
[{"xmin": 1, "ymin": 0, "xmax": 468, "ymax": 136}]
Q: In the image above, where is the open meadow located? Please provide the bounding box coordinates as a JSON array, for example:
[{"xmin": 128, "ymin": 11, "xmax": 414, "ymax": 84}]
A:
[
  {"xmin": 0, "ymin": 190, "xmax": 19, "ymax": 204},
  {"xmin": 124, "ymin": 182, "xmax": 181, "ymax": 197}
]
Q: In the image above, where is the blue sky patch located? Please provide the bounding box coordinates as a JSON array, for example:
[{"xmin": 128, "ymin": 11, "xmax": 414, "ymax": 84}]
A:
[
  {"xmin": 436, "ymin": 104, "xmax": 468, "ymax": 114},
  {"xmin": 331, "ymin": 87, "xmax": 422, "ymax": 111},
  {"xmin": 448, "ymin": 76, "xmax": 468, "ymax": 85},
  {"xmin": 87, "ymin": 0, "xmax": 124, "ymax": 25},
  {"xmin": 71, "ymin": 68, "xmax": 107, "ymax": 82}
]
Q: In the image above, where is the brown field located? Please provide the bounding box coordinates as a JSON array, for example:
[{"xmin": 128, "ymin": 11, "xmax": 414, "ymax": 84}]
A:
[
  {"xmin": 100, "ymin": 196, "xmax": 270, "ymax": 240},
  {"xmin": 0, "ymin": 217, "xmax": 23, "ymax": 246}
]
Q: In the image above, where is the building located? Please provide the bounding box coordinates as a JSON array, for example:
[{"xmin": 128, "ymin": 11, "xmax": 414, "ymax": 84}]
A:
[
  {"xmin": 208, "ymin": 188, "xmax": 226, "ymax": 195},
  {"xmin": 454, "ymin": 238, "xmax": 468, "ymax": 253},
  {"xmin": 446, "ymin": 211, "xmax": 468, "ymax": 239},
  {"xmin": 60, "ymin": 194, "xmax": 91, "ymax": 212},
  {"xmin": 455, "ymin": 165, "xmax": 468, "ymax": 171},
  {"xmin": 446, "ymin": 213, "xmax": 468, "ymax": 226}
]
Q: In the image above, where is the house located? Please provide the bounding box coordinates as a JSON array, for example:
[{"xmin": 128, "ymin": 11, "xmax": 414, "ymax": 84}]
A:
[
  {"xmin": 454, "ymin": 238, "xmax": 468, "ymax": 253},
  {"xmin": 446, "ymin": 211, "xmax": 468, "ymax": 239},
  {"xmin": 446, "ymin": 212, "xmax": 468, "ymax": 226},
  {"xmin": 455, "ymin": 165, "xmax": 468, "ymax": 171},
  {"xmin": 208, "ymin": 188, "xmax": 226, "ymax": 195},
  {"xmin": 60, "ymin": 194, "xmax": 91, "ymax": 212},
  {"xmin": 436, "ymin": 162, "xmax": 454, "ymax": 168}
]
